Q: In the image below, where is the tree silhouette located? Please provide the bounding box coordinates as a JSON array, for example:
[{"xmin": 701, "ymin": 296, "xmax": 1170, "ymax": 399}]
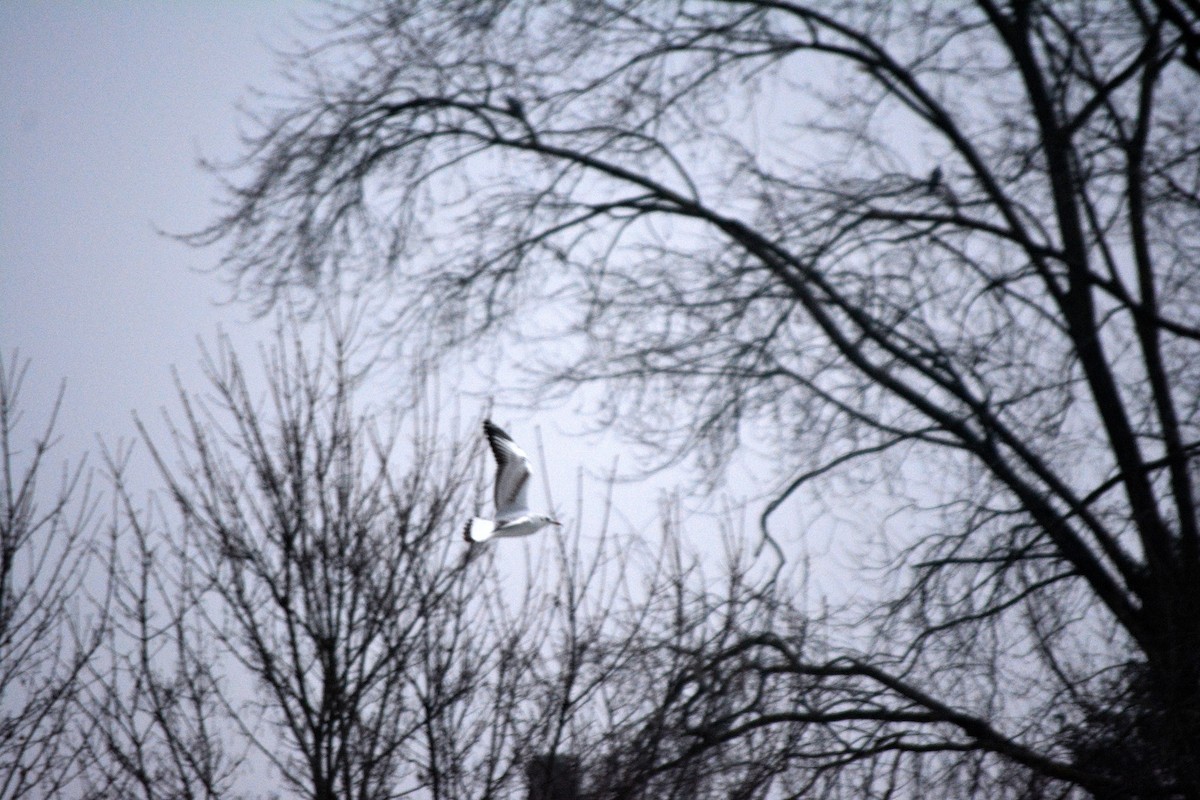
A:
[
  {"xmin": 83, "ymin": 320, "xmax": 575, "ymax": 799},
  {"xmin": 194, "ymin": 2, "xmax": 1200, "ymax": 797},
  {"xmin": 0, "ymin": 354, "xmax": 102, "ymax": 800}
]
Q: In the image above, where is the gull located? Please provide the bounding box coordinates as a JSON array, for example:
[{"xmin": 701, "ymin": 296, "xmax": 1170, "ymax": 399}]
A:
[{"xmin": 464, "ymin": 419, "xmax": 561, "ymax": 543}]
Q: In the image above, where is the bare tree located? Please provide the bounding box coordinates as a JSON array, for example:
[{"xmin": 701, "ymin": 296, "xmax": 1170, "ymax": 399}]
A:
[
  {"xmin": 82, "ymin": 319, "xmax": 568, "ymax": 800},
  {"xmin": 79, "ymin": 448, "xmax": 242, "ymax": 800},
  {"xmin": 0, "ymin": 353, "xmax": 101, "ymax": 799},
  {"xmin": 193, "ymin": 1, "xmax": 1200, "ymax": 797}
]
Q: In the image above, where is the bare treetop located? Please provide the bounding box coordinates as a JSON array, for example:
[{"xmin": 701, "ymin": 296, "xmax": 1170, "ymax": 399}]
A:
[{"xmin": 193, "ymin": 2, "xmax": 1200, "ymax": 796}]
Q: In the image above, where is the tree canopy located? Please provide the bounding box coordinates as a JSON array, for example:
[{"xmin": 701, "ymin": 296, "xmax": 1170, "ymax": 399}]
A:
[{"xmin": 186, "ymin": 0, "xmax": 1200, "ymax": 796}]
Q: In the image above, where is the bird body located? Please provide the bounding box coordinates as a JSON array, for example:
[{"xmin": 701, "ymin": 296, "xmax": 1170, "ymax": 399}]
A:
[
  {"xmin": 926, "ymin": 165, "xmax": 943, "ymax": 193},
  {"xmin": 465, "ymin": 514, "xmax": 553, "ymax": 541},
  {"xmin": 464, "ymin": 420, "xmax": 560, "ymax": 543}
]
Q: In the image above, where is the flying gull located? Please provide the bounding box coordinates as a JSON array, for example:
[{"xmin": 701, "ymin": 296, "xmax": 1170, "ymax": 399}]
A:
[{"xmin": 464, "ymin": 419, "xmax": 561, "ymax": 542}]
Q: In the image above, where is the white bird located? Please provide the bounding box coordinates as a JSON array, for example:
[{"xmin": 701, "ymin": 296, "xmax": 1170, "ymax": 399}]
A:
[{"xmin": 464, "ymin": 419, "xmax": 561, "ymax": 543}]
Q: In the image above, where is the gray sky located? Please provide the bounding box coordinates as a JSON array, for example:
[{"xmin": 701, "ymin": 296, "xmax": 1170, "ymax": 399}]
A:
[
  {"xmin": 1, "ymin": 2, "xmax": 311, "ymax": 463},
  {"xmin": 0, "ymin": 1, "xmax": 680, "ymax": 551},
  {"xmin": 0, "ymin": 3, "xmax": 858, "ymax": 595}
]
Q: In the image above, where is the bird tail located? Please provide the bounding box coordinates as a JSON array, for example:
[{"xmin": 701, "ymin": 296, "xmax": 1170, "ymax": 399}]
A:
[{"xmin": 463, "ymin": 518, "xmax": 496, "ymax": 543}]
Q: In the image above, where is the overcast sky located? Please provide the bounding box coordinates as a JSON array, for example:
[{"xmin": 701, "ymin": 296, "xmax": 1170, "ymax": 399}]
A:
[
  {"xmin": 0, "ymin": 3, "xmax": 865, "ymax": 594},
  {"xmin": 0, "ymin": 1, "xmax": 681, "ymax": 549},
  {"xmin": 1, "ymin": 2, "xmax": 317, "ymax": 463}
]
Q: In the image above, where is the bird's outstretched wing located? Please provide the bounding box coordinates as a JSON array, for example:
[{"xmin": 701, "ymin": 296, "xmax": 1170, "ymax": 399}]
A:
[{"xmin": 484, "ymin": 420, "xmax": 532, "ymax": 521}]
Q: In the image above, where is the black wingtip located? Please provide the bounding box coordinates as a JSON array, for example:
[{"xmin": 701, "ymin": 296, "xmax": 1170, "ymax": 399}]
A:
[{"xmin": 483, "ymin": 419, "xmax": 512, "ymax": 441}]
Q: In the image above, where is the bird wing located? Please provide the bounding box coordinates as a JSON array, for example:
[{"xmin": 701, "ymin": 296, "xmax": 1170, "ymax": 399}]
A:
[{"xmin": 484, "ymin": 420, "xmax": 532, "ymax": 521}]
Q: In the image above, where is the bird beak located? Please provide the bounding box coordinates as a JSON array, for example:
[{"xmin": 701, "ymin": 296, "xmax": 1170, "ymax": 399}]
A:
[{"xmin": 551, "ymin": 520, "xmax": 562, "ymax": 526}]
